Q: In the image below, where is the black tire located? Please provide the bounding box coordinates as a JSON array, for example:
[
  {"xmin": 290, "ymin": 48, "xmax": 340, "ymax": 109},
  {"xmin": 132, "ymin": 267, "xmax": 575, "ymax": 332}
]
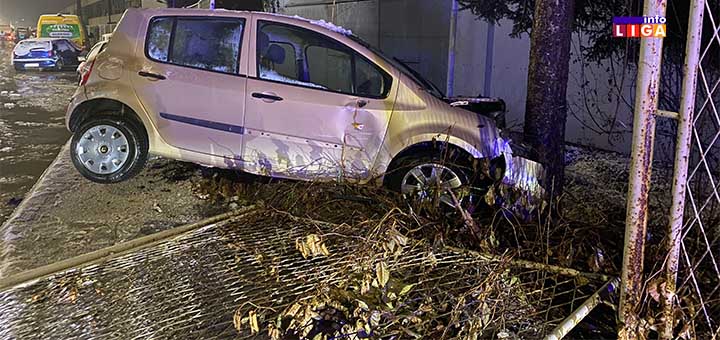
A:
[
  {"xmin": 70, "ymin": 115, "xmax": 148, "ymax": 183},
  {"xmin": 384, "ymin": 148, "xmax": 490, "ymax": 215},
  {"xmin": 13, "ymin": 64, "xmax": 22, "ymax": 72},
  {"xmin": 55, "ymin": 59, "xmax": 64, "ymax": 71}
]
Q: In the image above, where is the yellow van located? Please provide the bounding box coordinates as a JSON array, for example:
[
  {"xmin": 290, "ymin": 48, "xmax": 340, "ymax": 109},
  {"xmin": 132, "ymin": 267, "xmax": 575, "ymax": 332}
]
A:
[{"xmin": 37, "ymin": 14, "xmax": 86, "ymax": 48}]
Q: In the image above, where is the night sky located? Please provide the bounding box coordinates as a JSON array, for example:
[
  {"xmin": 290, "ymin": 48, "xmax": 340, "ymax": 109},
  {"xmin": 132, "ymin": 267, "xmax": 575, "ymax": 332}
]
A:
[{"xmin": 0, "ymin": 0, "xmax": 75, "ymax": 26}]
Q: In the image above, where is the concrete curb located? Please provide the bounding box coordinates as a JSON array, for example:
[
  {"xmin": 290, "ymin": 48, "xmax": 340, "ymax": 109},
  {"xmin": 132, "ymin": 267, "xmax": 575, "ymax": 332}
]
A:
[
  {"xmin": 0, "ymin": 140, "xmax": 72, "ymax": 279},
  {"xmin": 0, "ymin": 205, "xmax": 257, "ymax": 291}
]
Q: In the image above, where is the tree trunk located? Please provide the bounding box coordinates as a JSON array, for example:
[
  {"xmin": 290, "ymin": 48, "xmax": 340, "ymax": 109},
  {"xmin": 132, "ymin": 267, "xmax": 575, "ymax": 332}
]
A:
[{"xmin": 523, "ymin": 0, "xmax": 575, "ymax": 197}]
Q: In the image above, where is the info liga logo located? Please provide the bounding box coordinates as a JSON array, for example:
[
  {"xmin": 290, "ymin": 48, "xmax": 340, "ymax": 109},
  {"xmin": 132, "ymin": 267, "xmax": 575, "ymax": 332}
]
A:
[{"xmin": 613, "ymin": 16, "xmax": 667, "ymax": 38}]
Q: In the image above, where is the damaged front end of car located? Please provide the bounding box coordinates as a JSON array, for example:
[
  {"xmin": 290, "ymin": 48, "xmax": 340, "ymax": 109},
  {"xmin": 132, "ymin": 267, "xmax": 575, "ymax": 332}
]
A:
[{"xmin": 448, "ymin": 95, "xmax": 547, "ymax": 217}]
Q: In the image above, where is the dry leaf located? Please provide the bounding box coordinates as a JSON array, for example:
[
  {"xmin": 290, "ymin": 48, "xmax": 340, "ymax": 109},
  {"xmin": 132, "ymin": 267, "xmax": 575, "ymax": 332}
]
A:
[
  {"xmin": 232, "ymin": 308, "xmax": 243, "ymax": 332},
  {"xmin": 399, "ymin": 284, "xmax": 415, "ymax": 296},
  {"xmin": 296, "ymin": 234, "xmax": 330, "ymax": 258},
  {"xmin": 376, "ymin": 261, "xmax": 389, "ymax": 288},
  {"xmin": 249, "ymin": 310, "xmax": 259, "ymax": 334}
]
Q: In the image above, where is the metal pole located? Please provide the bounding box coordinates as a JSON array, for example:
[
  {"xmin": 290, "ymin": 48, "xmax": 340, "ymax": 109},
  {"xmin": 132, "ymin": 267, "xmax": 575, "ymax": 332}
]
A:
[
  {"xmin": 545, "ymin": 277, "xmax": 620, "ymax": 340},
  {"xmin": 619, "ymin": 0, "xmax": 668, "ymax": 338},
  {"xmin": 661, "ymin": 0, "xmax": 705, "ymax": 338},
  {"xmin": 483, "ymin": 22, "xmax": 495, "ymax": 97},
  {"xmin": 107, "ymin": 0, "xmax": 112, "ymax": 24},
  {"xmin": 445, "ymin": 0, "xmax": 458, "ymax": 98}
]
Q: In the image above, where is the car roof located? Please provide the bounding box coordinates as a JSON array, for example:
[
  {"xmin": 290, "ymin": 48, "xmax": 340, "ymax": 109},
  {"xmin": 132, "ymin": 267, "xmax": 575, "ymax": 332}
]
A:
[
  {"xmin": 18, "ymin": 38, "xmax": 64, "ymax": 43},
  {"xmin": 137, "ymin": 8, "xmax": 353, "ymax": 37}
]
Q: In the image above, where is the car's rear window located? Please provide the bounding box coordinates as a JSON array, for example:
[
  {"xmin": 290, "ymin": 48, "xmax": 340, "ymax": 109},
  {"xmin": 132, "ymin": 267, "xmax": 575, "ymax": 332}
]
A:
[
  {"xmin": 14, "ymin": 40, "xmax": 52, "ymax": 55},
  {"xmin": 146, "ymin": 16, "xmax": 245, "ymax": 74}
]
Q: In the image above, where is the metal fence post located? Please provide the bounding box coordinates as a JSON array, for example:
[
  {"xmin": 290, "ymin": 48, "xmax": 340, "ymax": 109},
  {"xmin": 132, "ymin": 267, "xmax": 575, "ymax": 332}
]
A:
[
  {"xmin": 662, "ymin": 0, "xmax": 706, "ymax": 338},
  {"xmin": 619, "ymin": 0, "xmax": 668, "ymax": 338}
]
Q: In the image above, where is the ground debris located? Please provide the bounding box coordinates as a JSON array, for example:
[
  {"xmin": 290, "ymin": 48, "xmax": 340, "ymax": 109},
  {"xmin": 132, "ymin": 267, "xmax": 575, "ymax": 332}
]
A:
[{"xmin": 195, "ymin": 145, "xmax": 641, "ymax": 338}]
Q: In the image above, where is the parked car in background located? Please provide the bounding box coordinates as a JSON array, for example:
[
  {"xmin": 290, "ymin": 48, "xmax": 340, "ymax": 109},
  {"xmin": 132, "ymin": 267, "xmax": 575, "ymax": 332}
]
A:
[
  {"xmin": 65, "ymin": 8, "xmax": 543, "ymax": 209},
  {"xmin": 12, "ymin": 38, "xmax": 83, "ymax": 71}
]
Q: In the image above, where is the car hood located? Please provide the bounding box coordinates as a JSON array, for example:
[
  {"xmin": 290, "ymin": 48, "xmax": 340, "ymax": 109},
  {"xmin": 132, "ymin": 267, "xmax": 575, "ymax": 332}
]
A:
[{"xmin": 444, "ymin": 96, "xmax": 506, "ymax": 128}]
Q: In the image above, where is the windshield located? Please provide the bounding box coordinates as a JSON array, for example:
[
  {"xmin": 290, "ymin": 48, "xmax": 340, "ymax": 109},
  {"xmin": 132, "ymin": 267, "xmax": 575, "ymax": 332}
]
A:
[{"xmin": 348, "ymin": 34, "xmax": 445, "ymax": 99}]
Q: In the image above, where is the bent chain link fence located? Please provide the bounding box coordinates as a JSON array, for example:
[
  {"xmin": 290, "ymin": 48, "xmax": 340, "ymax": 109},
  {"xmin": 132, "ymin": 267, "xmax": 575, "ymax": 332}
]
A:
[
  {"xmin": 621, "ymin": 0, "xmax": 720, "ymax": 338},
  {"xmin": 0, "ymin": 211, "xmax": 608, "ymax": 339},
  {"xmin": 671, "ymin": 1, "xmax": 720, "ymax": 337}
]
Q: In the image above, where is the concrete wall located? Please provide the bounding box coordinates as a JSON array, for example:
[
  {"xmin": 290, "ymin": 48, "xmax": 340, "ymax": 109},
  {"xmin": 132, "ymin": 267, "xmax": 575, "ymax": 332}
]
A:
[
  {"xmin": 279, "ymin": 0, "xmax": 380, "ymax": 46},
  {"xmin": 378, "ymin": 0, "xmax": 451, "ymax": 94}
]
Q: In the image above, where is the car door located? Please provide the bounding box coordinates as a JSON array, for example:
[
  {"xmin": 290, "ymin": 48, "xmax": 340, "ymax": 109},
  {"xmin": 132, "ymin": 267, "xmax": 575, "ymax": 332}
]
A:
[
  {"xmin": 54, "ymin": 40, "xmax": 73, "ymax": 66},
  {"xmin": 242, "ymin": 19, "xmax": 396, "ymax": 180},
  {"xmin": 131, "ymin": 15, "xmax": 249, "ymax": 164}
]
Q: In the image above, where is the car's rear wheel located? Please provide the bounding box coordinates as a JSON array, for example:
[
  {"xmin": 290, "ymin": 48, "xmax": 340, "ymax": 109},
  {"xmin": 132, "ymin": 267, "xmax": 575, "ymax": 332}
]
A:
[
  {"xmin": 385, "ymin": 151, "xmax": 489, "ymax": 216},
  {"xmin": 70, "ymin": 115, "xmax": 148, "ymax": 183}
]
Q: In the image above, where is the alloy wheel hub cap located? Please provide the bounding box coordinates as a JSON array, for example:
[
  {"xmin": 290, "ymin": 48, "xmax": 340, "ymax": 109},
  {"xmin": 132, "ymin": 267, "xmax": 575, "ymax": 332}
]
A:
[
  {"xmin": 400, "ymin": 163, "xmax": 464, "ymax": 208},
  {"xmin": 76, "ymin": 125, "xmax": 130, "ymax": 175}
]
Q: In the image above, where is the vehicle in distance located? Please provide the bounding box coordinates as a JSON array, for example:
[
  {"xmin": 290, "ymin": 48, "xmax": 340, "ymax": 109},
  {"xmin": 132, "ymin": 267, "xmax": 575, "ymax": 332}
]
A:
[
  {"xmin": 65, "ymin": 8, "xmax": 543, "ymax": 208},
  {"xmin": 0, "ymin": 24, "xmax": 13, "ymax": 43},
  {"xmin": 12, "ymin": 38, "xmax": 83, "ymax": 71},
  {"xmin": 37, "ymin": 14, "xmax": 86, "ymax": 49},
  {"xmin": 14, "ymin": 27, "xmax": 31, "ymax": 42}
]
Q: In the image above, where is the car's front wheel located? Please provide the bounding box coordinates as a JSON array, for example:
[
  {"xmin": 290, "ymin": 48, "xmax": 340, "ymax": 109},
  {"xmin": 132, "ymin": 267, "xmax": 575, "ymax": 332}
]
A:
[
  {"xmin": 70, "ymin": 115, "xmax": 148, "ymax": 183},
  {"xmin": 385, "ymin": 152, "xmax": 489, "ymax": 215}
]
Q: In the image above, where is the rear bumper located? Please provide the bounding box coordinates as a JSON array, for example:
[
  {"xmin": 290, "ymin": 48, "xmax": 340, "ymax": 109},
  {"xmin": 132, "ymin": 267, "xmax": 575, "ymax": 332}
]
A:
[{"xmin": 12, "ymin": 58, "xmax": 57, "ymax": 69}]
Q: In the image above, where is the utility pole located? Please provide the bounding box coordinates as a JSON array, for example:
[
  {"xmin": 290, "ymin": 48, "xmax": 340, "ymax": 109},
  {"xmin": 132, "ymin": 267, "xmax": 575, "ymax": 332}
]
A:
[
  {"xmin": 76, "ymin": 0, "xmax": 89, "ymax": 41},
  {"xmin": 107, "ymin": 0, "xmax": 112, "ymax": 24}
]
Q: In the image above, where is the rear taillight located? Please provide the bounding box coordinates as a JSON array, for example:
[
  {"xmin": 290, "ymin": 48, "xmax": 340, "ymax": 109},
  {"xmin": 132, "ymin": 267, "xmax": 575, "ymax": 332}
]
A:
[
  {"xmin": 48, "ymin": 50, "xmax": 54, "ymax": 57},
  {"xmin": 80, "ymin": 59, "xmax": 96, "ymax": 86}
]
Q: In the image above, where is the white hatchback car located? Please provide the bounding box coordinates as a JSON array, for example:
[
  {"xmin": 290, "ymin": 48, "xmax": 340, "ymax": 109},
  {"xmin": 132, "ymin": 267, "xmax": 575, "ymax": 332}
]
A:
[{"xmin": 65, "ymin": 8, "xmax": 543, "ymax": 208}]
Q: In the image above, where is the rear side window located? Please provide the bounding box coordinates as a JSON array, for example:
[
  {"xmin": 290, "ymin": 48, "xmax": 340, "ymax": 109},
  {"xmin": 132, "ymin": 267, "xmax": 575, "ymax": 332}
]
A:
[{"xmin": 146, "ymin": 17, "xmax": 245, "ymax": 74}]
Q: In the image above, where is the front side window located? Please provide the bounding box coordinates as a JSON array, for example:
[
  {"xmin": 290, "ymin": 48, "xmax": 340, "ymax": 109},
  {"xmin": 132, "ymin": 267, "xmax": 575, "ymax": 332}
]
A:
[
  {"xmin": 306, "ymin": 45, "xmax": 352, "ymax": 93},
  {"xmin": 355, "ymin": 57, "xmax": 388, "ymax": 98},
  {"xmin": 146, "ymin": 17, "xmax": 245, "ymax": 74},
  {"xmin": 257, "ymin": 21, "xmax": 391, "ymax": 98}
]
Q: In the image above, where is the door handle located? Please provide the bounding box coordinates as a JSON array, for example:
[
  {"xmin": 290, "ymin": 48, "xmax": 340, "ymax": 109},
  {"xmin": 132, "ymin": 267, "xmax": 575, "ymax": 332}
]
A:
[
  {"xmin": 357, "ymin": 99, "xmax": 368, "ymax": 108},
  {"xmin": 138, "ymin": 71, "xmax": 166, "ymax": 80},
  {"xmin": 252, "ymin": 92, "xmax": 284, "ymax": 102}
]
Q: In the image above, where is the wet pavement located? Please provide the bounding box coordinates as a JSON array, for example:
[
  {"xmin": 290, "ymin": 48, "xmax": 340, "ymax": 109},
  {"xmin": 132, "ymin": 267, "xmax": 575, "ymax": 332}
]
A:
[
  {"xmin": 0, "ymin": 45, "xmax": 76, "ymax": 225},
  {"xmin": 0, "ymin": 43, "xmax": 225, "ymax": 279}
]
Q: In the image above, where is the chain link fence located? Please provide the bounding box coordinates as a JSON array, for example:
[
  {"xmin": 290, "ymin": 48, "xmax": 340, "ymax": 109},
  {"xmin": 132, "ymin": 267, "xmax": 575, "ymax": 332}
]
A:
[
  {"xmin": 620, "ymin": 0, "xmax": 720, "ymax": 338},
  {"xmin": 0, "ymin": 210, "xmax": 608, "ymax": 339},
  {"xmin": 671, "ymin": 1, "xmax": 720, "ymax": 336}
]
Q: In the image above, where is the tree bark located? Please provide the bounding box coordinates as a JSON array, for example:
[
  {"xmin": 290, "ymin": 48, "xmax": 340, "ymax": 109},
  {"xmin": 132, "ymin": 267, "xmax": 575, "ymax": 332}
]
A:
[{"xmin": 523, "ymin": 0, "xmax": 575, "ymax": 197}]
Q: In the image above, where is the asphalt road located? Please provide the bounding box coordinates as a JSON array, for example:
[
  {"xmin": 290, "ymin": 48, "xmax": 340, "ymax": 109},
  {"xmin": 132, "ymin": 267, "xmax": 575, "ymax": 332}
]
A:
[
  {"xmin": 0, "ymin": 44, "xmax": 225, "ymax": 278},
  {"xmin": 0, "ymin": 45, "xmax": 75, "ymax": 224}
]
